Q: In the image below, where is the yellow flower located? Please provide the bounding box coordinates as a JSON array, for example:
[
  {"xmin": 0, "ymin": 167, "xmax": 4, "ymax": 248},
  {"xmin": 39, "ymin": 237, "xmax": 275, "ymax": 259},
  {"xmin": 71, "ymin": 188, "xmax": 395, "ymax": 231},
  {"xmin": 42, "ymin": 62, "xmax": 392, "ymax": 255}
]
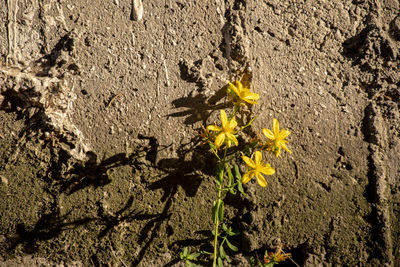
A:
[
  {"xmin": 228, "ymin": 80, "xmax": 259, "ymax": 105},
  {"xmin": 262, "ymin": 118, "xmax": 292, "ymax": 157},
  {"xmin": 242, "ymin": 151, "xmax": 275, "ymax": 187},
  {"xmin": 264, "ymin": 245, "xmax": 291, "ymax": 264},
  {"xmin": 206, "ymin": 110, "xmax": 238, "ymax": 148}
]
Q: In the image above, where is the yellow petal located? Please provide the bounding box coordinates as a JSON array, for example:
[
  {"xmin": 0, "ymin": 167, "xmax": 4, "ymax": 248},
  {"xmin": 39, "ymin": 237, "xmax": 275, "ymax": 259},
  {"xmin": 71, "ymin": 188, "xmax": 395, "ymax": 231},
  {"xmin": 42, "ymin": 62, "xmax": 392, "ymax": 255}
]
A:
[
  {"xmin": 243, "ymin": 98, "xmax": 258, "ymax": 105},
  {"xmin": 273, "ymin": 118, "xmax": 280, "ymax": 136},
  {"xmin": 220, "ymin": 110, "xmax": 228, "ymax": 127},
  {"xmin": 242, "ymin": 171, "xmax": 254, "ymax": 184},
  {"xmin": 262, "ymin": 128, "xmax": 275, "ymax": 140},
  {"xmin": 215, "ymin": 133, "xmax": 225, "ymax": 148},
  {"xmin": 228, "ymin": 118, "xmax": 237, "ymax": 130},
  {"xmin": 207, "ymin": 125, "xmax": 222, "ymax": 132},
  {"xmin": 226, "ymin": 133, "xmax": 238, "ymax": 146},
  {"xmin": 243, "ymin": 92, "xmax": 260, "ymax": 100},
  {"xmin": 255, "ymin": 172, "xmax": 268, "ymax": 187},
  {"xmin": 279, "ymin": 129, "xmax": 291, "ymax": 139},
  {"xmin": 228, "ymin": 82, "xmax": 240, "ymax": 96},
  {"xmin": 275, "ymin": 147, "xmax": 282, "ymax": 157},
  {"xmin": 242, "ymin": 155, "xmax": 255, "ymax": 168},
  {"xmin": 226, "ymin": 139, "xmax": 232, "ymax": 147},
  {"xmin": 254, "ymin": 151, "xmax": 262, "ymax": 165},
  {"xmin": 237, "ymin": 81, "xmax": 243, "ymax": 93},
  {"xmin": 260, "ymin": 165, "xmax": 276, "ymax": 175},
  {"xmin": 282, "ymin": 143, "xmax": 292, "ymax": 154}
]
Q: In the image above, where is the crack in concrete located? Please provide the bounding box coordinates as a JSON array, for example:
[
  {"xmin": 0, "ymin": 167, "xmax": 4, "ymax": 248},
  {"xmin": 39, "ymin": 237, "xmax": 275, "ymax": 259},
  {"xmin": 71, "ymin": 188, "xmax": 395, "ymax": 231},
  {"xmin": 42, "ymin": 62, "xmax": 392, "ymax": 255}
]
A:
[{"xmin": 362, "ymin": 102, "xmax": 393, "ymax": 266}]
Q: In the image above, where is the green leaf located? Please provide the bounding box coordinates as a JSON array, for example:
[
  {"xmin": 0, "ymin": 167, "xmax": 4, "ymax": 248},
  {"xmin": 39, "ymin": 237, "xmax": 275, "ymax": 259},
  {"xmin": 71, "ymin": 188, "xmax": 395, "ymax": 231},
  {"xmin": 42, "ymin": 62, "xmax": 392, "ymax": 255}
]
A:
[
  {"xmin": 186, "ymin": 260, "xmax": 204, "ymax": 267},
  {"xmin": 225, "ymin": 238, "xmax": 238, "ymax": 252},
  {"xmin": 212, "ymin": 200, "xmax": 219, "ymax": 224},
  {"xmin": 229, "ymin": 187, "xmax": 237, "ymax": 195},
  {"xmin": 219, "ymin": 244, "xmax": 226, "ymax": 259},
  {"xmin": 182, "ymin": 247, "xmax": 188, "ymax": 258},
  {"xmin": 240, "ymin": 116, "xmax": 257, "ymax": 131},
  {"xmin": 216, "ymin": 163, "xmax": 224, "ymax": 185},
  {"xmin": 234, "ymin": 165, "xmax": 246, "ymax": 196},
  {"xmin": 218, "ymin": 200, "xmax": 224, "ymax": 222},
  {"xmin": 249, "ymin": 256, "xmax": 256, "ymax": 267},
  {"xmin": 226, "ymin": 255, "xmax": 231, "ymax": 263},
  {"xmin": 218, "ymin": 257, "xmax": 224, "ymax": 267},
  {"xmin": 187, "ymin": 252, "xmax": 201, "ymax": 260},
  {"xmin": 209, "ymin": 143, "xmax": 221, "ymax": 160},
  {"xmin": 234, "ymin": 165, "xmax": 241, "ymax": 180},
  {"xmin": 227, "ymin": 228, "xmax": 240, "ymax": 236},
  {"xmin": 226, "ymin": 164, "xmax": 233, "ymax": 187},
  {"xmin": 222, "ymin": 223, "xmax": 228, "ymax": 233},
  {"xmin": 199, "ymin": 250, "xmax": 212, "ymax": 255}
]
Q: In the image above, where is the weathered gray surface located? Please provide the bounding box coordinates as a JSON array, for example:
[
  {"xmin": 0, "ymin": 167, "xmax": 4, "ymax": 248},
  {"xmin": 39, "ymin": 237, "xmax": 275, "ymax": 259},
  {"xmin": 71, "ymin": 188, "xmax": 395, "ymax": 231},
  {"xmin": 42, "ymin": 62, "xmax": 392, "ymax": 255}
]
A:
[{"xmin": 0, "ymin": 0, "xmax": 399, "ymax": 266}]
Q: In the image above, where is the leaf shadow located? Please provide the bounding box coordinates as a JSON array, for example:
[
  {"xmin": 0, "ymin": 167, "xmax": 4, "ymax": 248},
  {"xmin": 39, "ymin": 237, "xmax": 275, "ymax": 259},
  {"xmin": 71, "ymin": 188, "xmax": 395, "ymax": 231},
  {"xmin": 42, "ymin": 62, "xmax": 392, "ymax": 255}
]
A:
[{"xmin": 167, "ymin": 86, "xmax": 228, "ymax": 125}]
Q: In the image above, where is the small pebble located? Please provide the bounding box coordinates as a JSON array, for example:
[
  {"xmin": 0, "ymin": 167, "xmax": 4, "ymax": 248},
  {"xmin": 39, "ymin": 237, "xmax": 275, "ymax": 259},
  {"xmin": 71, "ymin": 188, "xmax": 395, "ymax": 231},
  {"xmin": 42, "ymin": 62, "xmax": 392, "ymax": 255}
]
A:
[
  {"xmin": 131, "ymin": 0, "xmax": 143, "ymax": 21},
  {"xmin": 0, "ymin": 175, "xmax": 8, "ymax": 185}
]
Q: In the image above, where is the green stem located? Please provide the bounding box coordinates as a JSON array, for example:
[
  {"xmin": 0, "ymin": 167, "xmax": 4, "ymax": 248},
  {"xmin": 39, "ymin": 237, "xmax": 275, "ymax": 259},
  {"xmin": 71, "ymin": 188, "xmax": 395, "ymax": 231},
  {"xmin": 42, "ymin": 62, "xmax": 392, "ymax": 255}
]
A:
[
  {"xmin": 212, "ymin": 183, "xmax": 222, "ymax": 267},
  {"xmin": 212, "ymin": 148, "xmax": 227, "ymax": 267}
]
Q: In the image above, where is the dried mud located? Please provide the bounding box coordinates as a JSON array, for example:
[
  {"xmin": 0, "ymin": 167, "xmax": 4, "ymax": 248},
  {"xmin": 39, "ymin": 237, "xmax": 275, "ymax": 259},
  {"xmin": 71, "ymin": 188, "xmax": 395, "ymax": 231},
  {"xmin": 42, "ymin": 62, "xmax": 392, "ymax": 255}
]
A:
[{"xmin": 0, "ymin": 1, "xmax": 399, "ymax": 266}]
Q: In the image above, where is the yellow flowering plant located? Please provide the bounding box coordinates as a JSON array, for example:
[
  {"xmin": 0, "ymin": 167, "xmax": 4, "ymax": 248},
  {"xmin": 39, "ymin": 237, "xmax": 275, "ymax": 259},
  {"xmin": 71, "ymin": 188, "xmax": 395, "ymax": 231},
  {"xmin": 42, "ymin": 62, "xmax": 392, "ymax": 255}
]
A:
[
  {"xmin": 262, "ymin": 118, "xmax": 292, "ymax": 157},
  {"xmin": 227, "ymin": 80, "xmax": 260, "ymax": 106},
  {"xmin": 182, "ymin": 78, "xmax": 292, "ymax": 267}
]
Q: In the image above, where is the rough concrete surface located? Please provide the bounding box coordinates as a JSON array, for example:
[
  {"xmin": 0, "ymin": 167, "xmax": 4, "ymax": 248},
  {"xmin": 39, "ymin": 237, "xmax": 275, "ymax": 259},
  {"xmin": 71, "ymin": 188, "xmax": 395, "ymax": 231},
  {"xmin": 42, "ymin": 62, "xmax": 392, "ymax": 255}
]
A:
[{"xmin": 0, "ymin": 0, "xmax": 399, "ymax": 266}]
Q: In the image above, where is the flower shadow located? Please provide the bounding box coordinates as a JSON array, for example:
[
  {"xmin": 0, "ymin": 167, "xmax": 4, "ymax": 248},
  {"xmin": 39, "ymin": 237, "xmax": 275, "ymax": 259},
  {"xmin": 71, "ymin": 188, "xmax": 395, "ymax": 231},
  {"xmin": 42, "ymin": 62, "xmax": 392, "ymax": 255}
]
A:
[{"xmin": 167, "ymin": 85, "xmax": 228, "ymax": 125}]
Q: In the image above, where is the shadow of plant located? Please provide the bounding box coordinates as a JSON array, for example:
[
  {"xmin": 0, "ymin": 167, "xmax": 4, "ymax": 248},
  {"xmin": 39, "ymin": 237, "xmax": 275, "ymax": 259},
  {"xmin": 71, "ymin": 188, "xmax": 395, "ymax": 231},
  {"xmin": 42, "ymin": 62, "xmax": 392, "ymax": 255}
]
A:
[
  {"xmin": 167, "ymin": 85, "xmax": 228, "ymax": 125},
  {"xmin": 1, "ymin": 128, "xmax": 218, "ymax": 266}
]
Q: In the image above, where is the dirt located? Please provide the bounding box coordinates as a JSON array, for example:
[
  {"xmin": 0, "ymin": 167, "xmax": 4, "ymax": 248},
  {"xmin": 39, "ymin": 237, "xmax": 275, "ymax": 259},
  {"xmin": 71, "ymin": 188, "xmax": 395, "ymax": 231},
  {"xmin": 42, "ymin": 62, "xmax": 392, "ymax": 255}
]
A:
[{"xmin": 0, "ymin": 0, "xmax": 399, "ymax": 266}]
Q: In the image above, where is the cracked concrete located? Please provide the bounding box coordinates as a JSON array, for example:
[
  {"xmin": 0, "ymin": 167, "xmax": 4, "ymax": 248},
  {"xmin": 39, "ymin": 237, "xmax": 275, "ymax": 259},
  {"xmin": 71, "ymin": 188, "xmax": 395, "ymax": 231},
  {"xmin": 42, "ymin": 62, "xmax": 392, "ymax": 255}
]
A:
[{"xmin": 0, "ymin": 0, "xmax": 399, "ymax": 266}]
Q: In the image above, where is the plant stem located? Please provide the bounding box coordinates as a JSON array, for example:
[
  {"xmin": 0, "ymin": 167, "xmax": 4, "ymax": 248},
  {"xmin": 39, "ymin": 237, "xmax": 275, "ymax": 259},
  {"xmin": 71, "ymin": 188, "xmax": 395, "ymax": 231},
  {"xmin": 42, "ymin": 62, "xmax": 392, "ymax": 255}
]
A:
[
  {"xmin": 212, "ymin": 182, "xmax": 222, "ymax": 267},
  {"xmin": 212, "ymin": 148, "xmax": 227, "ymax": 267}
]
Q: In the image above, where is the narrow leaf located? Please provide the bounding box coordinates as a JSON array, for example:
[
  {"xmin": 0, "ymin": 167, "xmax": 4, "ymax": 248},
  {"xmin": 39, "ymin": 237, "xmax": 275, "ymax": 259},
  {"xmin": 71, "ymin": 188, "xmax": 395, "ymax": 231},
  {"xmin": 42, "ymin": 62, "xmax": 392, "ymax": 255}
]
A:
[
  {"xmin": 218, "ymin": 200, "xmax": 224, "ymax": 222},
  {"xmin": 234, "ymin": 165, "xmax": 241, "ymax": 180},
  {"xmin": 209, "ymin": 143, "xmax": 220, "ymax": 160},
  {"xmin": 212, "ymin": 200, "xmax": 219, "ymax": 224},
  {"xmin": 240, "ymin": 116, "xmax": 257, "ymax": 131},
  {"xmin": 187, "ymin": 252, "xmax": 200, "ymax": 260},
  {"xmin": 227, "ymin": 228, "xmax": 240, "ymax": 236},
  {"xmin": 229, "ymin": 187, "xmax": 237, "ymax": 195},
  {"xmin": 225, "ymin": 238, "xmax": 238, "ymax": 252},
  {"xmin": 226, "ymin": 164, "xmax": 233, "ymax": 187},
  {"xmin": 186, "ymin": 260, "xmax": 203, "ymax": 267},
  {"xmin": 219, "ymin": 244, "xmax": 226, "ymax": 259},
  {"xmin": 218, "ymin": 257, "xmax": 223, "ymax": 267},
  {"xmin": 216, "ymin": 163, "xmax": 224, "ymax": 185},
  {"xmin": 222, "ymin": 223, "xmax": 228, "ymax": 233},
  {"xmin": 234, "ymin": 165, "xmax": 246, "ymax": 196}
]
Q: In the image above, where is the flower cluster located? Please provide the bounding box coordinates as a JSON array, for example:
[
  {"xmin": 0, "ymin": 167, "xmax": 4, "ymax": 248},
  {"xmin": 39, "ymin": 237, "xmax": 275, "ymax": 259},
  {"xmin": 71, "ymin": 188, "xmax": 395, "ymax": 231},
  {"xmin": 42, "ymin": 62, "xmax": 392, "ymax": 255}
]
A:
[
  {"xmin": 205, "ymin": 79, "xmax": 292, "ymax": 187},
  {"xmin": 264, "ymin": 245, "xmax": 292, "ymax": 265}
]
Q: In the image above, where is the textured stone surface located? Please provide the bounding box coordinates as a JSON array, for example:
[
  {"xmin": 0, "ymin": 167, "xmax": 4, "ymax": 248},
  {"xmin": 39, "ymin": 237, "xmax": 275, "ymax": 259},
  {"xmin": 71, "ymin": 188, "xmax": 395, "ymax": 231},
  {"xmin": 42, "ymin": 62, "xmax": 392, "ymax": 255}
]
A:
[{"xmin": 0, "ymin": 0, "xmax": 399, "ymax": 266}]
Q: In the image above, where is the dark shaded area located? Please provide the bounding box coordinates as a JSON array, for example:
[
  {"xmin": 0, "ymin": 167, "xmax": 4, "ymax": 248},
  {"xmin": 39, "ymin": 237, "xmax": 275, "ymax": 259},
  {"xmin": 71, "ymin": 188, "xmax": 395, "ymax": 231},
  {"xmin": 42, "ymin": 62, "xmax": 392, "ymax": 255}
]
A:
[
  {"xmin": 5, "ymin": 203, "xmax": 93, "ymax": 254},
  {"xmin": 36, "ymin": 31, "xmax": 80, "ymax": 77},
  {"xmin": 361, "ymin": 103, "xmax": 379, "ymax": 145},
  {"xmin": 57, "ymin": 149, "xmax": 141, "ymax": 195},
  {"xmin": 4, "ymin": 196, "xmax": 162, "ymax": 258},
  {"xmin": 133, "ymin": 138, "xmax": 216, "ymax": 265},
  {"xmin": 168, "ymin": 86, "xmax": 228, "ymax": 125},
  {"xmin": 0, "ymin": 122, "xmax": 216, "ymax": 265},
  {"xmin": 97, "ymin": 196, "xmax": 162, "ymax": 238},
  {"xmin": 342, "ymin": 26, "xmax": 372, "ymax": 65}
]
